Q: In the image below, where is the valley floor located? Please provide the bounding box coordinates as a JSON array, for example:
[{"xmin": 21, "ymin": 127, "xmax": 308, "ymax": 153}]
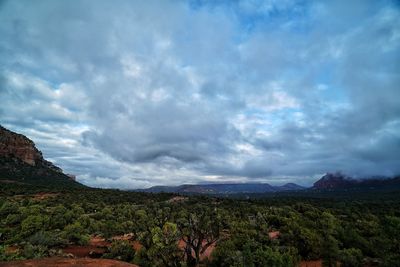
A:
[{"xmin": 1, "ymin": 185, "xmax": 399, "ymax": 266}]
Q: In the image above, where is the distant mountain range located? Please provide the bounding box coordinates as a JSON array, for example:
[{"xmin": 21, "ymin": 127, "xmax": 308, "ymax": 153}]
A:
[
  {"xmin": 138, "ymin": 182, "xmax": 306, "ymax": 194},
  {"xmin": 140, "ymin": 173, "xmax": 400, "ymax": 195}
]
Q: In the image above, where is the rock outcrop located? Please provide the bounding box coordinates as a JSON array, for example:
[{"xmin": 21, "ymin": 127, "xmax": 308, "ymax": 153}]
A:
[
  {"xmin": 0, "ymin": 125, "xmax": 83, "ymax": 188},
  {"xmin": 312, "ymin": 172, "xmax": 400, "ymax": 190},
  {"xmin": 0, "ymin": 125, "xmax": 62, "ymax": 172},
  {"xmin": 313, "ymin": 172, "xmax": 352, "ymax": 189}
]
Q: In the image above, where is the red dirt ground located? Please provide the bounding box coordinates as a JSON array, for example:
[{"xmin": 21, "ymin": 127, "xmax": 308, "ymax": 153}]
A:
[
  {"xmin": 268, "ymin": 230, "xmax": 280, "ymax": 240},
  {"xmin": 299, "ymin": 260, "xmax": 323, "ymax": 267},
  {"xmin": 0, "ymin": 258, "xmax": 138, "ymax": 267},
  {"xmin": 32, "ymin": 192, "xmax": 60, "ymax": 200},
  {"xmin": 4, "ymin": 246, "xmax": 19, "ymax": 254},
  {"xmin": 112, "ymin": 233, "xmax": 134, "ymax": 241},
  {"xmin": 132, "ymin": 241, "xmax": 143, "ymax": 251},
  {"xmin": 59, "ymin": 235, "xmax": 214, "ymax": 262},
  {"xmin": 177, "ymin": 239, "xmax": 216, "ymax": 261},
  {"xmin": 11, "ymin": 193, "xmax": 60, "ymax": 201},
  {"xmin": 63, "ymin": 235, "xmax": 139, "ymax": 258},
  {"xmin": 62, "ymin": 246, "xmax": 106, "ymax": 258},
  {"xmin": 89, "ymin": 236, "xmax": 111, "ymax": 247}
]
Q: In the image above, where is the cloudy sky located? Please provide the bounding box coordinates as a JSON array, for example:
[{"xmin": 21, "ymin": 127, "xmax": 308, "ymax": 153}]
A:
[{"xmin": 1, "ymin": 0, "xmax": 399, "ymax": 188}]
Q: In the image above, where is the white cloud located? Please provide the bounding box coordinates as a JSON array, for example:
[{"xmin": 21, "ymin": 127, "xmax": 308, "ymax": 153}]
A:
[{"xmin": 1, "ymin": 0, "xmax": 399, "ymax": 188}]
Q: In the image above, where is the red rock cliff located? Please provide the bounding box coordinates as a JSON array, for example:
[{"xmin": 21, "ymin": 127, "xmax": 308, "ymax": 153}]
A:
[{"xmin": 0, "ymin": 125, "xmax": 62, "ymax": 172}]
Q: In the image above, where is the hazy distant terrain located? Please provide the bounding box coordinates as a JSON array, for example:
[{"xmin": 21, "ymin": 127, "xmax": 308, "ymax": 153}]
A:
[{"xmin": 138, "ymin": 182, "xmax": 305, "ymax": 194}]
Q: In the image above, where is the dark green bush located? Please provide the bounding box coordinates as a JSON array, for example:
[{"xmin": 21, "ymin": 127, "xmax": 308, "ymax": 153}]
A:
[
  {"xmin": 103, "ymin": 240, "xmax": 135, "ymax": 262},
  {"xmin": 28, "ymin": 231, "xmax": 65, "ymax": 247}
]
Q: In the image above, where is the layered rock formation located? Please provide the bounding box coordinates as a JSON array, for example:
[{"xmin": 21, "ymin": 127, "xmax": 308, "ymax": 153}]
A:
[
  {"xmin": 0, "ymin": 125, "xmax": 82, "ymax": 187},
  {"xmin": 0, "ymin": 125, "xmax": 62, "ymax": 172}
]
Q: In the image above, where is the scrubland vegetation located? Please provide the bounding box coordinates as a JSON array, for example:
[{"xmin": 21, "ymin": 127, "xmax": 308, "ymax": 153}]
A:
[{"xmin": 1, "ymin": 184, "xmax": 399, "ymax": 266}]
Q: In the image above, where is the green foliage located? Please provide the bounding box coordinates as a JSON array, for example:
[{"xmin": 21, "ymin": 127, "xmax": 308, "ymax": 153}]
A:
[
  {"xmin": 0, "ymin": 156, "xmax": 85, "ymax": 189},
  {"xmin": 0, "ymin": 245, "xmax": 23, "ymax": 261},
  {"xmin": 21, "ymin": 215, "xmax": 49, "ymax": 237},
  {"xmin": 21, "ymin": 243, "xmax": 49, "ymax": 259},
  {"xmin": 4, "ymin": 213, "xmax": 23, "ymax": 226},
  {"xmin": 210, "ymin": 239, "xmax": 241, "ymax": 267},
  {"xmin": 253, "ymin": 247, "xmax": 295, "ymax": 267},
  {"xmin": 62, "ymin": 221, "xmax": 89, "ymax": 245},
  {"xmin": 103, "ymin": 240, "xmax": 135, "ymax": 262},
  {"xmin": 146, "ymin": 222, "xmax": 183, "ymax": 267},
  {"xmin": 1, "ymin": 184, "xmax": 400, "ymax": 266},
  {"xmin": 212, "ymin": 240, "xmax": 298, "ymax": 267},
  {"xmin": 0, "ymin": 201, "xmax": 19, "ymax": 216},
  {"xmin": 321, "ymin": 235, "xmax": 339, "ymax": 267},
  {"xmin": 339, "ymin": 248, "xmax": 363, "ymax": 267},
  {"xmin": 50, "ymin": 204, "xmax": 69, "ymax": 229},
  {"xmin": 281, "ymin": 221, "xmax": 322, "ymax": 259},
  {"xmin": 28, "ymin": 231, "xmax": 65, "ymax": 247},
  {"xmin": 177, "ymin": 204, "xmax": 221, "ymax": 266},
  {"xmin": 382, "ymin": 253, "xmax": 400, "ymax": 267}
]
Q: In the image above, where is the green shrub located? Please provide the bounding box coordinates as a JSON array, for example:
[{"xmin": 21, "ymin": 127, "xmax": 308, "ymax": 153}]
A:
[
  {"xmin": 0, "ymin": 245, "xmax": 23, "ymax": 261},
  {"xmin": 22, "ymin": 243, "xmax": 47, "ymax": 259},
  {"xmin": 28, "ymin": 231, "xmax": 65, "ymax": 247},
  {"xmin": 62, "ymin": 222, "xmax": 89, "ymax": 245},
  {"xmin": 21, "ymin": 215, "xmax": 49, "ymax": 237},
  {"xmin": 103, "ymin": 240, "xmax": 135, "ymax": 262},
  {"xmin": 253, "ymin": 247, "xmax": 296, "ymax": 267},
  {"xmin": 339, "ymin": 248, "xmax": 363, "ymax": 267}
]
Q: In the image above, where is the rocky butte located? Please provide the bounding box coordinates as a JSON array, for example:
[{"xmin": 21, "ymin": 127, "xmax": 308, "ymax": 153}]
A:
[
  {"xmin": 312, "ymin": 172, "xmax": 400, "ymax": 190},
  {"xmin": 0, "ymin": 125, "xmax": 62, "ymax": 173},
  {"xmin": 0, "ymin": 125, "xmax": 81, "ymax": 187},
  {"xmin": 312, "ymin": 172, "xmax": 353, "ymax": 189}
]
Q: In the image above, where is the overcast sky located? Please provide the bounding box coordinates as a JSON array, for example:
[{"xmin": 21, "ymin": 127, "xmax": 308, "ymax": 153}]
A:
[{"xmin": 1, "ymin": 0, "xmax": 399, "ymax": 188}]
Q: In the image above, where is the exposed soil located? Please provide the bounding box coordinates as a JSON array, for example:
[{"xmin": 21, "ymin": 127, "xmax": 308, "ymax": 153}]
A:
[
  {"xmin": 14, "ymin": 233, "xmax": 216, "ymax": 267},
  {"xmin": 200, "ymin": 242, "xmax": 215, "ymax": 260},
  {"xmin": 89, "ymin": 236, "xmax": 110, "ymax": 247},
  {"xmin": 62, "ymin": 246, "xmax": 106, "ymax": 258},
  {"xmin": 4, "ymin": 246, "xmax": 19, "ymax": 254},
  {"xmin": 299, "ymin": 260, "xmax": 323, "ymax": 267},
  {"xmin": 112, "ymin": 233, "xmax": 134, "ymax": 241},
  {"xmin": 10, "ymin": 193, "xmax": 60, "ymax": 201},
  {"xmin": 132, "ymin": 241, "xmax": 143, "ymax": 252},
  {"xmin": 0, "ymin": 258, "xmax": 139, "ymax": 267},
  {"xmin": 62, "ymin": 235, "xmax": 137, "ymax": 258},
  {"xmin": 167, "ymin": 196, "xmax": 188, "ymax": 203},
  {"xmin": 268, "ymin": 230, "xmax": 280, "ymax": 240},
  {"xmin": 32, "ymin": 192, "xmax": 60, "ymax": 200}
]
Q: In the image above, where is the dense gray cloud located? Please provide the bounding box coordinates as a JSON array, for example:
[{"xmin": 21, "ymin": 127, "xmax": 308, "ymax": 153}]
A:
[{"xmin": 0, "ymin": 0, "xmax": 399, "ymax": 188}]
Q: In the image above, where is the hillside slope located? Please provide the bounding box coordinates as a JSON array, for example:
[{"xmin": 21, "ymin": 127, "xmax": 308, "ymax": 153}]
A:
[
  {"xmin": 0, "ymin": 125, "xmax": 84, "ymax": 188},
  {"xmin": 312, "ymin": 172, "xmax": 400, "ymax": 191}
]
